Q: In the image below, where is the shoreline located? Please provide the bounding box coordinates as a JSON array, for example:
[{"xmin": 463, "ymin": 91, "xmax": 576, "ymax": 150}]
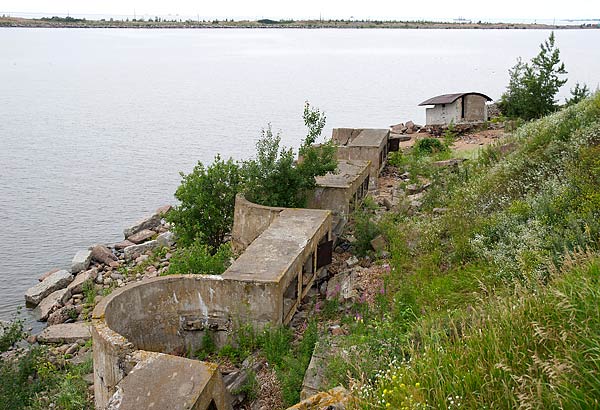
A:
[{"xmin": 1, "ymin": 17, "xmax": 599, "ymax": 30}]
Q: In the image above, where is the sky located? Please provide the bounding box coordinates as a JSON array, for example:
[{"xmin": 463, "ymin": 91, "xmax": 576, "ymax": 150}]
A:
[{"xmin": 2, "ymin": 0, "xmax": 599, "ymax": 21}]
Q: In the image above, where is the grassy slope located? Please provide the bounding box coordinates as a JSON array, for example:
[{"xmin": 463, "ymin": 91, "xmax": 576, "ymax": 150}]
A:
[{"xmin": 326, "ymin": 94, "xmax": 600, "ymax": 409}]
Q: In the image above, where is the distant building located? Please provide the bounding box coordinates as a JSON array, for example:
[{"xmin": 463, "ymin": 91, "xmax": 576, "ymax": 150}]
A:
[{"xmin": 419, "ymin": 92, "xmax": 492, "ymax": 125}]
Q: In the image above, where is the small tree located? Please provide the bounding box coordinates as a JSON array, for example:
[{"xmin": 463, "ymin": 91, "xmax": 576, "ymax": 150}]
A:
[
  {"xmin": 499, "ymin": 32, "xmax": 568, "ymax": 120},
  {"xmin": 243, "ymin": 102, "xmax": 337, "ymax": 208},
  {"xmin": 565, "ymin": 82, "xmax": 590, "ymax": 106},
  {"xmin": 167, "ymin": 155, "xmax": 243, "ymax": 250}
]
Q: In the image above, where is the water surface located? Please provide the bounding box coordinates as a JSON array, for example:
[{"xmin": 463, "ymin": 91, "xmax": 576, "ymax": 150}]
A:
[{"xmin": 1, "ymin": 28, "xmax": 599, "ymax": 321}]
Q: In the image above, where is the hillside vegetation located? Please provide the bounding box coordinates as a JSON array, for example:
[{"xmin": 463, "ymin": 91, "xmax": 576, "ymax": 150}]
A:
[{"xmin": 323, "ymin": 94, "xmax": 600, "ymax": 409}]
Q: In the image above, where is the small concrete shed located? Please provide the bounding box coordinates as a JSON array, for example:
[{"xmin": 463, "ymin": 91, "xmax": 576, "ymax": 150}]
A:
[{"xmin": 419, "ymin": 92, "xmax": 492, "ymax": 126}]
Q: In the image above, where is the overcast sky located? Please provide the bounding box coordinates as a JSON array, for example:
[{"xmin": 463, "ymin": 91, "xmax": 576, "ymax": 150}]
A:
[{"xmin": 2, "ymin": 0, "xmax": 599, "ymax": 21}]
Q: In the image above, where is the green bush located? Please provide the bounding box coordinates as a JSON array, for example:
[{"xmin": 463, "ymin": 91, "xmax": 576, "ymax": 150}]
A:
[
  {"xmin": 243, "ymin": 102, "xmax": 337, "ymax": 208},
  {"xmin": 167, "ymin": 155, "xmax": 243, "ymax": 249},
  {"xmin": 166, "ymin": 241, "xmax": 232, "ymax": 275},
  {"xmin": 412, "ymin": 137, "xmax": 448, "ymax": 156},
  {"xmin": 352, "ymin": 197, "xmax": 382, "ymax": 256},
  {"xmin": 0, "ymin": 319, "xmax": 23, "ymax": 353}
]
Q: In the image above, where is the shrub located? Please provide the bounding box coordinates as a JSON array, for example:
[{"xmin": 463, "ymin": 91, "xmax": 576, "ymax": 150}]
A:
[
  {"xmin": 167, "ymin": 155, "xmax": 243, "ymax": 249},
  {"xmin": 242, "ymin": 102, "xmax": 337, "ymax": 208},
  {"xmin": 0, "ymin": 318, "xmax": 23, "ymax": 353},
  {"xmin": 412, "ymin": 137, "xmax": 448, "ymax": 156},
  {"xmin": 352, "ymin": 197, "xmax": 381, "ymax": 256},
  {"xmin": 166, "ymin": 241, "xmax": 232, "ymax": 275}
]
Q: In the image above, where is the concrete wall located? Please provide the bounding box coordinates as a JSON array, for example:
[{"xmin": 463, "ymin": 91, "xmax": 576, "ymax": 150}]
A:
[
  {"xmin": 308, "ymin": 162, "xmax": 370, "ymax": 221},
  {"xmin": 425, "ymin": 100, "xmax": 461, "ymax": 125},
  {"xmin": 464, "ymin": 94, "xmax": 488, "ymax": 122},
  {"xmin": 231, "ymin": 194, "xmax": 284, "ymax": 253},
  {"xmin": 331, "ymin": 128, "xmax": 363, "ymax": 145},
  {"xmin": 92, "ymin": 275, "xmax": 280, "ymax": 408},
  {"xmin": 425, "ymin": 95, "xmax": 488, "ymax": 125}
]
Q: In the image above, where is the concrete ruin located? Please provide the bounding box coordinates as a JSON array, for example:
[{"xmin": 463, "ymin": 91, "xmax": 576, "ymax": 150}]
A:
[
  {"xmin": 419, "ymin": 92, "xmax": 492, "ymax": 125},
  {"xmin": 331, "ymin": 128, "xmax": 390, "ymax": 184},
  {"xmin": 308, "ymin": 159, "xmax": 371, "ymax": 235},
  {"xmin": 93, "ymin": 204, "xmax": 332, "ymax": 409}
]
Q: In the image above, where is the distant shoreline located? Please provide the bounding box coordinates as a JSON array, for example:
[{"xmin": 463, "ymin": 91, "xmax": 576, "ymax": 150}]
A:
[{"xmin": 1, "ymin": 16, "xmax": 599, "ymax": 30}]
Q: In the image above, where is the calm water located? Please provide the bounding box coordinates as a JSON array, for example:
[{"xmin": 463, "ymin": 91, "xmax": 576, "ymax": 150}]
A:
[{"xmin": 1, "ymin": 28, "xmax": 599, "ymax": 322}]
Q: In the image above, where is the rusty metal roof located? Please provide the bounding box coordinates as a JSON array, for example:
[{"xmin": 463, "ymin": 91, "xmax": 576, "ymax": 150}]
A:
[{"xmin": 419, "ymin": 92, "xmax": 492, "ymax": 106}]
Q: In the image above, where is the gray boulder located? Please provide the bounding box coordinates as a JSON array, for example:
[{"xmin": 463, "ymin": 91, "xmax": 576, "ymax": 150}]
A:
[
  {"xmin": 127, "ymin": 229, "xmax": 156, "ymax": 244},
  {"xmin": 124, "ymin": 240, "xmax": 159, "ymax": 260},
  {"xmin": 67, "ymin": 268, "xmax": 96, "ymax": 294},
  {"xmin": 157, "ymin": 231, "xmax": 176, "ymax": 248},
  {"xmin": 71, "ymin": 249, "xmax": 92, "ymax": 273},
  {"xmin": 25, "ymin": 270, "xmax": 73, "ymax": 306},
  {"xmin": 35, "ymin": 288, "xmax": 71, "ymax": 321},
  {"xmin": 123, "ymin": 213, "xmax": 161, "ymax": 238},
  {"xmin": 90, "ymin": 244, "xmax": 117, "ymax": 265}
]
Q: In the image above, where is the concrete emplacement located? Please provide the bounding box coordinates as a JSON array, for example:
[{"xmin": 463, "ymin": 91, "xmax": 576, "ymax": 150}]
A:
[
  {"xmin": 93, "ymin": 206, "xmax": 332, "ymax": 409},
  {"xmin": 332, "ymin": 128, "xmax": 390, "ymax": 185}
]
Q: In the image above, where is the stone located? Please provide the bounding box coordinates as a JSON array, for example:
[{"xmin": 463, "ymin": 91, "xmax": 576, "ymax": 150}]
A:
[
  {"xmin": 110, "ymin": 272, "xmax": 124, "ymax": 281},
  {"xmin": 67, "ymin": 269, "xmax": 95, "ymax": 294},
  {"xmin": 35, "ymin": 288, "xmax": 71, "ymax": 321},
  {"xmin": 124, "ymin": 240, "xmax": 159, "ymax": 260},
  {"xmin": 345, "ymin": 256, "xmax": 359, "ymax": 268},
  {"xmin": 406, "ymin": 184, "xmax": 422, "ymax": 195},
  {"xmin": 109, "ymin": 261, "xmax": 120, "ymax": 268},
  {"xmin": 370, "ymin": 235, "xmax": 388, "ymax": 252},
  {"xmin": 432, "ymin": 158, "xmax": 466, "ymax": 168},
  {"xmin": 155, "ymin": 204, "xmax": 172, "ymax": 216},
  {"xmin": 224, "ymin": 359, "xmax": 264, "ymax": 406},
  {"xmin": 65, "ymin": 343, "xmax": 79, "ymax": 355},
  {"xmin": 113, "ymin": 239, "xmax": 135, "ymax": 250},
  {"xmin": 126, "ymin": 229, "xmax": 156, "ymax": 244},
  {"xmin": 39, "ymin": 268, "xmax": 60, "ymax": 282},
  {"xmin": 289, "ymin": 386, "xmax": 350, "ymax": 410},
  {"xmin": 405, "ymin": 120, "xmax": 415, "ymax": 129},
  {"xmin": 90, "ymin": 244, "xmax": 117, "ymax": 265},
  {"xmin": 326, "ymin": 272, "xmax": 357, "ymax": 301},
  {"xmin": 95, "ymin": 273, "xmax": 104, "ymax": 285},
  {"xmin": 382, "ymin": 197, "xmax": 394, "ymax": 211},
  {"xmin": 156, "ymin": 231, "xmax": 176, "ymax": 248},
  {"xmin": 47, "ymin": 305, "xmax": 79, "ymax": 325},
  {"xmin": 37, "ymin": 323, "xmax": 91, "ymax": 344},
  {"xmin": 123, "ymin": 212, "xmax": 162, "ymax": 238},
  {"xmin": 390, "ymin": 123, "xmax": 404, "ymax": 133},
  {"xmin": 433, "ymin": 207, "xmax": 449, "ymax": 214},
  {"xmin": 25, "ymin": 270, "xmax": 73, "ymax": 306},
  {"xmin": 71, "ymin": 249, "xmax": 92, "ymax": 274}
]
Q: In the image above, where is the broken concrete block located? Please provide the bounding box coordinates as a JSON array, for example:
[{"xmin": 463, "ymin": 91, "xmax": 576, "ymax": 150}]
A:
[
  {"xmin": 71, "ymin": 249, "xmax": 92, "ymax": 273},
  {"xmin": 106, "ymin": 352, "xmax": 229, "ymax": 410},
  {"xmin": 37, "ymin": 323, "xmax": 91, "ymax": 344},
  {"xmin": 25, "ymin": 270, "xmax": 73, "ymax": 306},
  {"xmin": 124, "ymin": 240, "xmax": 159, "ymax": 260}
]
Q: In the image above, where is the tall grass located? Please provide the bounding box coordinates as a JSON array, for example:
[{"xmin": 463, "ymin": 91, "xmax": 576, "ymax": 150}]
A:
[{"xmin": 357, "ymin": 254, "xmax": 600, "ymax": 409}]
